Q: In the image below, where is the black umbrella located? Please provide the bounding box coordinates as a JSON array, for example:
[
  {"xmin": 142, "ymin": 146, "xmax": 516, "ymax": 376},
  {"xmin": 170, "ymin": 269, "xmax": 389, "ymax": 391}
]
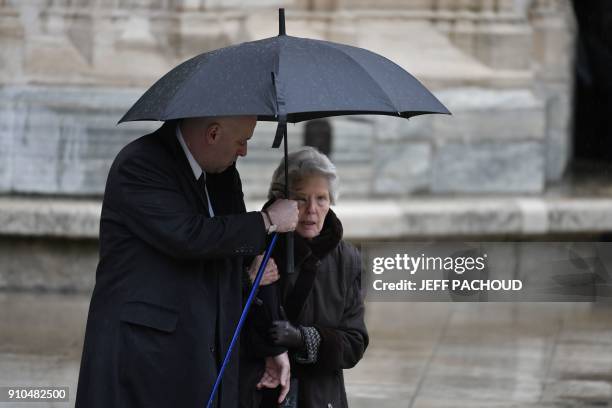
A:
[
  {"xmin": 119, "ymin": 8, "xmax": 449, "ymax": 407},
  {"xmin": 119, "ymin": 6, "xmax": 449, "ymax": 274},
  {"xmin": 119, "ymin": 10, "xmax": 448, "ymax": 125}
]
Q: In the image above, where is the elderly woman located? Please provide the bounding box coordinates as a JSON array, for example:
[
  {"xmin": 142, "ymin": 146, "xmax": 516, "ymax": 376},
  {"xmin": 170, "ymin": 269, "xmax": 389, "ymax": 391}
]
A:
[{"xmin": 241, "ymin": 147, "xmax": 368, "ymax": 408}]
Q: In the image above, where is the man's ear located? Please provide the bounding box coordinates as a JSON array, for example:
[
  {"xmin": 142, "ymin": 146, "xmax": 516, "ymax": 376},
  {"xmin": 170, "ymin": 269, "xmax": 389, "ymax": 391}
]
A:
[{"xmin": 205, "ymin": 123, "xmax": 221, "ymax": 144}]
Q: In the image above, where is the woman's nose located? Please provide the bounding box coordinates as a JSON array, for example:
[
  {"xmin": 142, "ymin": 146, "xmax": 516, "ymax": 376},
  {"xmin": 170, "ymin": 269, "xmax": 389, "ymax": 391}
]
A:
[{"xmin": 306, "ymin": 199, "xmax": 317, "ymax": 213}]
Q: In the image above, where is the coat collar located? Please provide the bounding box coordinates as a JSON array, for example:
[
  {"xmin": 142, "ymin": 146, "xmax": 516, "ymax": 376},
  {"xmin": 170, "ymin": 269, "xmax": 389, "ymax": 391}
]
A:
[
  {"xmin": 175, "ymin": 123, "xmax": 203, "ymax": 181},
  {"xmin": 156, "ymin": 120, "xmax": 210, "ymax": 214},
  {"xmin": 157, "ymin": 120, "xmax": 191, "ymax": 174},
  {"xmin": 272, "ymin": 209, "xmax": 343, "ymax": 322}
]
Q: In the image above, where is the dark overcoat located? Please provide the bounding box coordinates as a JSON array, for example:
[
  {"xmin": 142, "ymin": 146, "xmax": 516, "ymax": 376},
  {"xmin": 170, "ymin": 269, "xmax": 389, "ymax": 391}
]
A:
[
  {"xmin": 75, "ymin": 121, "xmax": 267, "ymax": 408},
  {"xmin": 241, "ymin": 210, "xmax": 369, "ymax": 408}
]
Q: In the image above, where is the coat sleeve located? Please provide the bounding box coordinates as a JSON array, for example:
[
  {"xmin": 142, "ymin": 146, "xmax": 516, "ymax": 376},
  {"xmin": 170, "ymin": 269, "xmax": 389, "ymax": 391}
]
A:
[
  {"xmin": 114, "ymin": 151, "xmax": 267, "ymax": 260},
  {"xmin": 241, "ymin": 266, "xmax": 286, "ymax": 359},
  {"xmin": 312, "ymin": 244, "xmax": 369, "ymax": 371}
]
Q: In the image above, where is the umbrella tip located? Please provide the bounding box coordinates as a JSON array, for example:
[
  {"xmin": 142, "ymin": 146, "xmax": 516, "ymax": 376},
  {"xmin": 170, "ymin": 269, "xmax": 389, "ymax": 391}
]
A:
[{"xmin": 278, "ymin": 8, "xmax": 286, "ymax": 36}]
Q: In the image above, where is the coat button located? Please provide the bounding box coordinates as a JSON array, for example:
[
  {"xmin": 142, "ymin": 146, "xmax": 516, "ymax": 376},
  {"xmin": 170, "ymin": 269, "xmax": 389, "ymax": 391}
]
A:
[{"xmin": 209, "ymin": 346, "xmax": 215, "ymax": 353}]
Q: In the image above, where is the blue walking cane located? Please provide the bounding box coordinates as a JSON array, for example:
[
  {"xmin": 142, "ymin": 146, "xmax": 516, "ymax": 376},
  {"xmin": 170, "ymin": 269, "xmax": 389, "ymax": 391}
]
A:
[{"xmin": 206, "ymin": 232, "xmax": 279, "ymax": 408}]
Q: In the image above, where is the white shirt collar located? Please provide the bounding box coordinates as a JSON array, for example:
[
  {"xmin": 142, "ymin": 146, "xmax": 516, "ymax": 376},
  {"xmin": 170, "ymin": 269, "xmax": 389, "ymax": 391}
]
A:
[{"xmin": 176, "ymin": 123, "xmax": 203, "ymax": 181}]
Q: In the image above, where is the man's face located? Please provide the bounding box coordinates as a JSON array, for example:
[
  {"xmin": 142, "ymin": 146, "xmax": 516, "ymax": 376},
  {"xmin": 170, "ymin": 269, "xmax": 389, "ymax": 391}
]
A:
[
  {"xmin": 215, "ymin": 117, "xmax": 257, "ymax": 172},
  {"xmin": 200, "ymin": 116, "xmax": 257, "ymax": 173}
]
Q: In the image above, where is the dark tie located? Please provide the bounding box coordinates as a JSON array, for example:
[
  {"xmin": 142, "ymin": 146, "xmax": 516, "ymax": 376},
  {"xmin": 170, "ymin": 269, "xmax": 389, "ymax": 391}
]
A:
[
  {"xmin": 197, "ymin": 174, "xmax": 214, "ymax": 216},
  {"xmin": 197, "ymin": 174, "xmax": 206, "ymax": 192}
]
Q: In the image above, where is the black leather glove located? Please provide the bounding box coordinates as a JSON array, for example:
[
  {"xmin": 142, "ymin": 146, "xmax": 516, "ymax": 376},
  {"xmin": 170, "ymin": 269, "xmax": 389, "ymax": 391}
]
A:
[{"xmin": 269, "ymin": 320, "xmax": 304, "ymax": 349}]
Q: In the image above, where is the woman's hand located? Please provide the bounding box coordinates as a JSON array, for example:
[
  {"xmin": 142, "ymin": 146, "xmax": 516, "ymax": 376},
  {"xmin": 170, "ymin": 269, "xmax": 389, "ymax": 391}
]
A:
[
  {"xmin": 248, "ymin": 255, "xmax": 279, "ymax": 286},
  {"xmin": 269, "ymin": 320, "xmax": 304, "ymax": 349}
]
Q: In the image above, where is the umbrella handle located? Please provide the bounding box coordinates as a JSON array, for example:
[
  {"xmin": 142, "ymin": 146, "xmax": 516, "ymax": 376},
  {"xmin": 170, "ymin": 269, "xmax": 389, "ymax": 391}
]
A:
[{"xmin": 206, "ymin": 233, "xmax": 279, "ymax": 408}]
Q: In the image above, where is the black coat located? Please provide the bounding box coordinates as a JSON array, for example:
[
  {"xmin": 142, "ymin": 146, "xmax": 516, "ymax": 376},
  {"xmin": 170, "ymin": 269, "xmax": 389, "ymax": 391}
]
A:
[
  {"xmin": 241, "ymin": 210, "xmax": 369, "ymax": 408},
  {"xmin": 75, "ymin": 121, "xmax": 267, "ymax": 408}
]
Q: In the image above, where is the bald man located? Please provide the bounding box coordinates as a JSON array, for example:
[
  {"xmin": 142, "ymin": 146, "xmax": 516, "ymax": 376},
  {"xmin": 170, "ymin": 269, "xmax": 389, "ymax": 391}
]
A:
[{"xmin": 75, "ymin": 117, "xmax": 298, "ymax": 408}]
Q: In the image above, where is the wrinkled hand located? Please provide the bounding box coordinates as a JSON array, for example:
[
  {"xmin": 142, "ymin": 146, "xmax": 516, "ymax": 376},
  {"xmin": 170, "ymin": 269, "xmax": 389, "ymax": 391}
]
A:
[
  {"xmin": 248, "ymin": 255, "xmax": 279, "ymax": 286},
  {"xmin": 269, "ymin": 320, "xmax": 303, "ymax": 349},
  {"xmin": 266, "ymin": 199, "xmax": 299, "ymax": 233},
  {"xmin": 256, "ymin": 352, "xmax": 291, "ymax": 404}
]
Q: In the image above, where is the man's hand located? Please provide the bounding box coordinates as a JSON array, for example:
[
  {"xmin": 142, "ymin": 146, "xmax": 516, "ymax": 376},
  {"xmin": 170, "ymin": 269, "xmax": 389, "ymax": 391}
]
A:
[
  {"xmin": 269, "ymin": 320, "xmax": 303, "ymax": 349},
  {"xmin": 256, "ymin": 352, "xmax": 291, "ymax": 404},
  {"xmin": 248, "ymin": 255, "xmax": 279, "ymax": 286},
  {"xmin": 266, "ymin": 199, "xmax": 299, "ymax": 233}
]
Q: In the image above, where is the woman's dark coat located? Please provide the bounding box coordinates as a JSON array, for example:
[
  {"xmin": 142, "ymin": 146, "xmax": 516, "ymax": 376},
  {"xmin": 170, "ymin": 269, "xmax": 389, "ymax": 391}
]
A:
[{"xmin": 241, "ymin": 210, "xmax": 368, "ymax": 408}]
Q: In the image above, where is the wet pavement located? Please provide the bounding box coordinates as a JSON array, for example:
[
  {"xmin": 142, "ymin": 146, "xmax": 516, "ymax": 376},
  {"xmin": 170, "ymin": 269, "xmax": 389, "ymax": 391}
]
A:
[
  {"xmin": 347, "ymin": 302, "xmax": 612, "ymax": 407},
  {"xmin": 0, "ymin": 293, "xmax": 86, "ymax": 408},
  {"xmin": 1, "ymin": 293, "xmax": 612, "ymax": 407}
]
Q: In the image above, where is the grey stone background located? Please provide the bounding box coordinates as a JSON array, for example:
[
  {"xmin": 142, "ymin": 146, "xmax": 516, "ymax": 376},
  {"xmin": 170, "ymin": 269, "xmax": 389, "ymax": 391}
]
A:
[{"xmin": 0, "ymin": 0, "xmax": 577, "ymax": 198}]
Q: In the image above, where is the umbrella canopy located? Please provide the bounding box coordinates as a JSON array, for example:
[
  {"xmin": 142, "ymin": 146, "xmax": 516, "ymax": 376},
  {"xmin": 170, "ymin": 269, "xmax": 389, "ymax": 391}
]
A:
[{"xmin": 119, "ymin": 12, "xmax": 449, "ymax": 124}]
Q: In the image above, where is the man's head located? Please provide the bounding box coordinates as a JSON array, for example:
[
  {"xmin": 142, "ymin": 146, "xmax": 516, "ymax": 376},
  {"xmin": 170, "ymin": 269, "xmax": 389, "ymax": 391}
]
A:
[{"xmin": 180, "ymin": 115, "xmax": 257, "ymax": 173}]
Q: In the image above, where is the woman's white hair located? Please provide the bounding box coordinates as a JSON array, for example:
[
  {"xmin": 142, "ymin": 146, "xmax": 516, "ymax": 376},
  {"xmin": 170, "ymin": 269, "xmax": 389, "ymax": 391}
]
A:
[{"xmin": 268, "ymin": 146, "xmax": 338, "ymax": 204}]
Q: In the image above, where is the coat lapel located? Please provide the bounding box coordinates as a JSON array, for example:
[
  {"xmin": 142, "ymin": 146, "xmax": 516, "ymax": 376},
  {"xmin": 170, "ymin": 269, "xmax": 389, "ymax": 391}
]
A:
[{"xmin": 206, "ymin": 164, "xmax": 246, "ymax": 216}]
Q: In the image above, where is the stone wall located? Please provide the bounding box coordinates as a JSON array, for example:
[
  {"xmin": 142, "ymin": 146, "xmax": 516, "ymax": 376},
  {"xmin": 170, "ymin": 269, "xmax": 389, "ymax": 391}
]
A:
[{"xmin": 0, "ymin": 0, "xmax": 576, "ymax": 198}]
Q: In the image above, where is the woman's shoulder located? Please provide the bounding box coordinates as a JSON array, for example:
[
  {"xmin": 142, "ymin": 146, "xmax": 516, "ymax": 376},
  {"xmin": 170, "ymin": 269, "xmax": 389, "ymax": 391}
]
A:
[
  {"xmin": 331, "ymin": 240, "xmax": 362, "ymax": 277},
  {"xmin": 336, "ymin": 240, "xmax": 360, "ymax": 258}
]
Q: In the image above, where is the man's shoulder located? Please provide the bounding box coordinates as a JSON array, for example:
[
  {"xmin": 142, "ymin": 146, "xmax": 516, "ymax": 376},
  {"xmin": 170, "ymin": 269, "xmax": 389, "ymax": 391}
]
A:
[{"xmin": 114, "ymin": 122, "xmax": 175, "ymax": 167}]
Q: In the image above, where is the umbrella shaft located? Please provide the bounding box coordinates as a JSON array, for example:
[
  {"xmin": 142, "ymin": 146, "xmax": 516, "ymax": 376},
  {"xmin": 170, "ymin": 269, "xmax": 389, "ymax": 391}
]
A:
[{"xmin": 283, "ymin": 121, "xmax": 295, "ymax": 275}]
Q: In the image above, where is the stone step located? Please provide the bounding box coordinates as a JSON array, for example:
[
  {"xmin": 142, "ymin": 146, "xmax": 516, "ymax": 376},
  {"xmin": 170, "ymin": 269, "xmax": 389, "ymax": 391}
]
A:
[{"xmin": 0, "ymin": 195, "xmax": 610, "ymax": 241}]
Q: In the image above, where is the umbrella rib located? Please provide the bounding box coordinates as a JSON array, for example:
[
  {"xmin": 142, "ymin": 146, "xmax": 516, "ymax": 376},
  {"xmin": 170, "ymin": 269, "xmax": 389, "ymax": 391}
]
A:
[{"xmin": 320, "ymin": 41, "xmax": 400, "ymax": 113}]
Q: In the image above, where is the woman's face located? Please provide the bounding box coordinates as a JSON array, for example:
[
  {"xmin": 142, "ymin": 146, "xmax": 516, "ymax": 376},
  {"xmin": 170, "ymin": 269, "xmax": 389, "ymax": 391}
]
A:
[{"xmin": 291, "ymin": 175, "xmax": 331, "ymax": 239}]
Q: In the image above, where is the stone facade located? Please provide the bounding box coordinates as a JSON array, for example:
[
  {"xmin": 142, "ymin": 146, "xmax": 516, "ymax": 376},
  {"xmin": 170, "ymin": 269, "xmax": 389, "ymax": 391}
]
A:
[{"xmin": 0, "ymin": 0, "xmax": 575, "ymax": 198}]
